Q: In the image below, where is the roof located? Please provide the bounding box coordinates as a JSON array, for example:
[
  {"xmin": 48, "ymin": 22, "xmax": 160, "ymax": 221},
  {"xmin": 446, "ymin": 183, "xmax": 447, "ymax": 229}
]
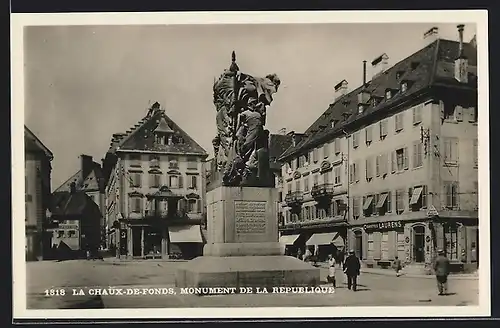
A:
[
  {"xmin": 106, "ymin": 104, "xmax": 208, "ymax": 156},
  {"xmin": 54, "ymin": 162, "xmax": 103, "ymax": 193},
  {"xmin": 24, "ymin": 126, "xmax": 53, "ymax": 160},
  {"xmin": 269, "ymin": 133, "xmax": 294, "ymax": 161},
  {"xmin": 279, "ymin": 38, "xmax": 477, "ymax": 161},
  {"xmin": 50, "ymin": 191, "xmax": 100, "ymax": 217}
]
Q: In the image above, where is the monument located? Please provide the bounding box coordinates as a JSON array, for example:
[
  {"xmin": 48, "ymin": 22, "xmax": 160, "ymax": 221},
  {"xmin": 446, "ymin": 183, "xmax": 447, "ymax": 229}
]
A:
[{"xmin": 175, "ymin": 52, "xmax": 320, "ymax": 291}]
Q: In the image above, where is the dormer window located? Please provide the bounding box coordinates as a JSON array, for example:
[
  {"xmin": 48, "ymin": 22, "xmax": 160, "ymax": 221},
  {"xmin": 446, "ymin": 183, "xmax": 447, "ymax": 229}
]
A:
[
  {"xmin": 330, "ymin": 119, "xmax": 338, "ymax": 128},
  {"xmin": 386, "ymin": 90, "xmax": 392, "ymax": 100},
  {"xmin": 401, "ymin": 82, "xmax": 408, "ymax": 93},
  {"xmin": 358, "ymin": 104, "xmax": 366, "ymax": 114},
  {"xmin": 396, "ymin": 70, "xmax": 405, "ymax": 80}
]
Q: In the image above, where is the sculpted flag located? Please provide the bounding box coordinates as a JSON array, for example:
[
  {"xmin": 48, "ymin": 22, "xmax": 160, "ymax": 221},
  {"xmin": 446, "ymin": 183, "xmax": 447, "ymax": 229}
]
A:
[{"xmin": 212, "ymin": 52, "xmax": 280, "ymax": 187}]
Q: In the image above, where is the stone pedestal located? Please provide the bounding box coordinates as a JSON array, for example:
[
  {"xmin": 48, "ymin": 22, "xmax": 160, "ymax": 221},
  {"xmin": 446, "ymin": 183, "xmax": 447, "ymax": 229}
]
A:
[{"xmin": 175, "ymin": 186, "xmax": 320, "ymax": 289}]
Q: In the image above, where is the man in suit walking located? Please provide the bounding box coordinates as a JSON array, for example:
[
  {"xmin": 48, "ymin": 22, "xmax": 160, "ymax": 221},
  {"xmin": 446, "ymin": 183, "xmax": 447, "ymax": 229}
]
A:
[
  {"xmin": 433, "ymin": 249, "xmax": 451, "ymax": 295},
  {"xmin": 343, "ymin": 250, "xmax": 361, "ymax": 291}
]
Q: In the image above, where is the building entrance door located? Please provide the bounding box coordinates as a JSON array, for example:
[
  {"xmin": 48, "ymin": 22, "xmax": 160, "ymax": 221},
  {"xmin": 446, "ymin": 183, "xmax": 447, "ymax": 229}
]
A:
[
  {"xmin": 413, "ymin": 226, "xmax": 425, "ymax": 263},
  {"xmin": 132, "ymin": 227, "xmax": 142, "ymax": 257},
  {"xmin": 354, "ymin": 231, "xmax": 363, "ymax": 259}
]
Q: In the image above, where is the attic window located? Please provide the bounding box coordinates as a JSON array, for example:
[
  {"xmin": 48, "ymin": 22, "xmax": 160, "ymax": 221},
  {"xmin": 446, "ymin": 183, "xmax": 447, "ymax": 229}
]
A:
[
  {"xmin": 396, "ymin": 70, "xmax": 405, "ymax": 80},
  {"xmin": 385, "ymin": 90, "xmax": 392, "ymax": 100},
  {"xmin": 330, "ymin": 119, "xmax": 338, "ymax": 128},
  {"xmin": 401, "ymin": 82, "xmax": 408, "ymax": 93},
  {"xmin": 371, "ymin": 97, "xmax": 381, "ymax": 107}
]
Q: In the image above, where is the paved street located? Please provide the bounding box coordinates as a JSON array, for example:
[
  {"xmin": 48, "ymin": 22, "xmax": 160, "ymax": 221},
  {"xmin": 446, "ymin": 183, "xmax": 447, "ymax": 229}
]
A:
[{"xmin": 26, "ymin": 259, "xmax": 478, "ymax": 309}]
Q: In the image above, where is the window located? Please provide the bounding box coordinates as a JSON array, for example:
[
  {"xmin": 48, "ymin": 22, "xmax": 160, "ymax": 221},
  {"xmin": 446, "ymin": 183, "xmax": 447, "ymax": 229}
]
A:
[
  {"xmin": 443, "ymin": 138, "xmax": 459, "ymax": 164},
  {"xmin": 409, "ymin": 185, "xmax": 427, "ymax": 210},
  {"xmin": 129, "ymin": 173, "xmax": 142, "ymax": 187},
  {"xmin": 187, "ymin": 158, "xmax": 198, "ymax": 170},
  {"xmin": 352, "ymin": 196, "xmax": 361, "ymax": 219},
  {"xmin": 401, "ymin": 82, "xmax": 408, "ymax": 93},
  {"xmin": 323, "ymin": 171, "xmax": 330, "ymax": 184},
  {"xmin": 365, "ymin": 157, "xmax": 373, "ymax": 180},
  {"xmin": 68, "ymin": 230, "xmax": 76, "ymax": 238},
  {"xmin": 386, "ymin": 90, "xmax": 392, "ymax": 100},
  {"xmin": 412, "ymin": 141, "xmax": 424, "ymax": 168},
  {"xmin": 381, "ymin": 232, "xmax": 389, "ymax": 260},
  {"xmin": 376, "ymin": 191, "xmax": 391, "ymax": 215},
  {"xmin": 473, "ymin": 139, "xmax": 478, "ymax": 167},
  {"xmin": 190, "ymin": 176, "xmax": 198, "ymax": 189},
  {"xmin": 455, "ymin": 106, "xmax": 464, "ymax": 122},
  {"xmin": 298, "ymin": 156, "xmax": 305, "ymax": 168},
  {"xmin": 397, "ymin": 231, "xmax": 406, "ymax": 260},
  {"xmin": 334, "ymin": 166, "xmax": 342, "ymax": 185},
  {"xmin": 130, "ymin": 154, "xmax": 141, "ymax": 167},
  {"xmin": 149, "ymin": 174, "xmax": 161, "ymax": 188},
  {"xmin": 394, "ymin": 147, "xmax": 409, "ymax": 171},
  {"xmin": 367, "ymin": 233, "xmax": 374, "ymax": 259},
  {"xmin": 286, "ymin": 183, "xmax": 292, "ymax": 194},
  {"xmin": 413, "ymin": 104, "xmax": 423, "ymax": 125},
  {"xmin": 352, "ymin": 132, "xmax": 360, "ymax": 148},
  {"xmin": 350, "ymin": 162, "xmax": 359, "ymax": 183},
  {"xmin": 395, "ymin": 189, "xmax": 405, "ymax": 214},
  {"xmin": 304, "ymin": 176, "xmax": 310, "ymax": 192},
  {"xmin": 444, "ymin": 224, "xmax": 459, "ymax": 260},
  {"xmin": 334, "ymin": 139, "xmax": 341, "ymax": 154},
  {"xmin": 169, "ymin": 175, "xmax": 179, "ymax": 188},
  {"xmin": 313, "ymin": 174, "xmax": 319, "ymax": 186},
  {"xmin": 188, "ymin": 199, "xmax": 197, "ymax": 213},
  {"xmin": 467, "ymin": 107, "xmax": 478, "ymax": 123},
  {"xmin": 169, "ymin": 159, "xmax": 179, "ymax": 169},
  {"xmin": 313, "ymin": 148, "xmax": 319, "ymax": 163},
  {"xmin": 295, "ymin": 180, "xmax": 301, "ymax": 192},
  {"xmin": 379, "ymin": 120, "xmax": 388, "ymax": 139},
  {"xmin": 363, "ymin": 194, "xmax": 374, "ymax": 217},
  {"xmin": 57, "ymin": 230, "xmax": 64, "ymax": 238},
  {"xmin": 444, "ymin": 181, "xmax": 459, "ymax": 209},
  {"xmin": 149, "ymin": 155, "xmax": 160, "ymax": 168},
  {"xmin": 131, "ymin": 197, "xmax": 142, "ymax": 213},
  {"xmin": 323, "ymin": 143, "xmax": 330, "ymax": 158},
  {"xmin": 376, "ymin": 155, "xmax": 381, "ymax": 177},
  {"xmin": 395, "ymin": 113, "xmax": 404, "ymax": 132},
  {"xmin": 365, "ymin": 126, "xmax": 372, "ymax": 144}
]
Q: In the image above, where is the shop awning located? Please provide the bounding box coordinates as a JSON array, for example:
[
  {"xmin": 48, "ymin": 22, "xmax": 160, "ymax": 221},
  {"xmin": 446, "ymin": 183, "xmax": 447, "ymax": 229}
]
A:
[
  {"xmin": 410, "ymin": 187, "xmax": 423, "ymax": 205},
  {"xmin": 279, "ymin": 234, "xmax": 300, "ymax": 245},
  {"xmin": 306, "ymin": 232, "xmax": 345, "ymax": 247},
  {"xmin": 168, "ymin": 225, "xmax": 203, "ymax": 243},
  {"xmin": 376, "ymin": 193, "xmax": 388, "ymax": 208},
  {"xmin": 363, "ymin": 196, "xmax": 374, "ymax": 210}
]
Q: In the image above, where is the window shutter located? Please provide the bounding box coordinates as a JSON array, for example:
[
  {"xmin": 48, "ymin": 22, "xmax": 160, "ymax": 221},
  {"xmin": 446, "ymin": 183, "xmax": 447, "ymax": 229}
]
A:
[
  {"xmin": 408, "ymin": 187, "xmax": 413, "ymax": 207},
  {"xmin": 387, "ymin": 191, "xmax": 392, "ymax": 212},
  {"xmin": 376, "ymin": 155, "xmax": 380, "ymax": 176},
  {"xmin": 179, "ymin": 175, "xmax": 184, "ymax": 188},
  {"xmin": 453, "ymin": 139, "xmax": 459, "ymax": 162},
  {"xmin": 137, "ymin": 174, "xmax": 142, "ymax": 187},
  {"xmin": 422, "ymin": 185, "xmax": 427, "ymax": 208},
  {"xmin": 365, "ymin": 159, "xmax": 369, "ymax": 179},
  {"xmin": 403, "ymin": 147, "xmax": 409, "ymax": 169},
  {"xmin": 355, "ymin": 161, "xmax": 359, "ymax": 181},
  {"xmin": 149, "ymin": 174, "xmax": 154, "ymax": 187},
  {"xmin": 391, "ymin": 151, "xmax": 396, "ymax": 173},
  {"xmin": 412, "ymin": 143, "xmax": 417, "ymax": 168}
]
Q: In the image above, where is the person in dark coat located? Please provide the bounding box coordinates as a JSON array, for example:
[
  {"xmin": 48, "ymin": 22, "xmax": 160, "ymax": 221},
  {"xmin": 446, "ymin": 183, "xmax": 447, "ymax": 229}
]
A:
[
  {"xmin": 343, "ymin": 250, "xmax": 361, "ymax": 291},
  {"xmin": 433, "ymin": 249, "xmax": 451, "ymax": 295}
]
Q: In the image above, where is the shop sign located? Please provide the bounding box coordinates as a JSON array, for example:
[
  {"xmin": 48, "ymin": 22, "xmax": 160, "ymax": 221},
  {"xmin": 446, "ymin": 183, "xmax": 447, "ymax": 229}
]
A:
[
  {"xmin": 363, "ymin": 220, "xmax": 403, "ymax": 231},
  {"xmin": 59, "ymin": 224, "xmax": 79, "ymax": 230}
]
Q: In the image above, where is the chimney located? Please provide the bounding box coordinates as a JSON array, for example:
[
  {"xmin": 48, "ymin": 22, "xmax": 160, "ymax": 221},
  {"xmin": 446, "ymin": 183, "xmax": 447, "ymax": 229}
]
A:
[
  {"xmin": 423, "ymin": 26, "xmax": 439, "ymax": 46},
  {"xmin": 80, "ymin": 154, "xmax": 94, "ymax": 182},
  {"xmin": 287, "ymin": 131, "xmax": 296, "ymax": 146},
  {"xmin": 334, "ymin": 80, "xmax": 348, "ymax": 101},
  {"xmin": 363, "ymin": 60, "xmax": 367, "ymax": 86},
  {"xmin": 70, "ymin": 182, "xmax": 77, "ymax": 194},
  {"xmin": 371, "ymin": 53, "xmax": 389, "ymax": 78},
  {"xmin": 278, "ymin": 127, "xmax": 287, "ymax": 135},
  {"xmin": 454, "ymin": 24, "xmax": 469, "ymax": 83}
]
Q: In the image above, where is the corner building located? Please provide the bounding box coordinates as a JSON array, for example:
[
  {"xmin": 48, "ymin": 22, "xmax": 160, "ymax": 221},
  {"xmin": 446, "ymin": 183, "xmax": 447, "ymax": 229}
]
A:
[{"xmin": 279, "ymin": 26, "xmax": 478, "ymax": 273}]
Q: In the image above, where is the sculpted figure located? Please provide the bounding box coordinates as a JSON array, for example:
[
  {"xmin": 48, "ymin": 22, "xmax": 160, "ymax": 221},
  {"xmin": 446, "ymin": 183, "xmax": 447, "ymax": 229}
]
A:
[{"xmin": 212, "ymin": 52, "xmax": 280, "ymax": 187}]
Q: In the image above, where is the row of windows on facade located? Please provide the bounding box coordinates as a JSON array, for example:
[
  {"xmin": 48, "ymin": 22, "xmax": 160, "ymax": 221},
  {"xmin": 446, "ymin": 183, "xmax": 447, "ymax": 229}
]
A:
[
  {"xmin": 286, "ymin": 166, "xmax": 344, "ymax": 194},
  {"xmin": 285, "ymin": 105, "xmax": 477, "ymax": 172},
  {"xmin": 128, "ymin": 173, "xmax": 198, "ymax": 189},
  {"xmin": 55, "ymin": 230, "xmax": 78, "ymax": 238},
  {"xmin": 285, "ymin": 199, "xmax": 346, "ymax": 223},
  {"xmin": 128, "ymin": 198, "xmax": 202, "ymax": 214},
  {"xmin": 128, "ymin": 154, "xmax": 199, "ymax": 169},
  {"xmin": 356, "ymin": 226, "xmax": 460, "ymax": 261}
]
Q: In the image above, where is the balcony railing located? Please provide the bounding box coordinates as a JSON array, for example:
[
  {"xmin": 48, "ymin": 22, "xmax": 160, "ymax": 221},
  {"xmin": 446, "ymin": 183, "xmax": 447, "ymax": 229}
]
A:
[
  {"xmin": 284, "ymin": 191, "xmax": 304, "ymax": 207},
  {"xmin": 311, "ymin": 183, "xmax": 334, "ymax": 199}
]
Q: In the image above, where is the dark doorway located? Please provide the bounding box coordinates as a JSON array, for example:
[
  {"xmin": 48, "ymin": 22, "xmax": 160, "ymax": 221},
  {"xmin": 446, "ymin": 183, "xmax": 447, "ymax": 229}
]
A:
[
  {"xmin": 119, "ymin": 229, "xmax": 127, "ymax": 256},
  {"xmin": 132, "ymin": 227, "xmax": 142, "ymax": 257},
  {"xmin": 413, "ymin": 226, "xmax": 425, "ymax": 263},
  {"xmin": 355, "ymin": 230, "xmax": 363, "ymax": 259}
]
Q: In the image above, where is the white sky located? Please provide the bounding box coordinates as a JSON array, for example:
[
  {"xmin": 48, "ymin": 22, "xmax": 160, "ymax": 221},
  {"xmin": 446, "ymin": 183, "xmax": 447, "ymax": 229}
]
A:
[{"xmin": 23, "ymin": 22, "xmax": 476, "ymax": 189}]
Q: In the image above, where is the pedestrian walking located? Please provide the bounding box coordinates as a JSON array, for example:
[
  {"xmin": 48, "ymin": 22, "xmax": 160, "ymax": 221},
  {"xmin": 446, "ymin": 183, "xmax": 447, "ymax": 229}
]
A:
[
  {"xmin": 433, "ymin": 249, "xmax": 451, "ymax": 295},
  {"xmin": 393, "ymin": 256, "xmax": 403, "ymax": 277},
  {"xmin": 327, "ymin": 254, "xmax": 337, "ymax": 288},
  {"xmin": 304, "ymin": 248, "xmax": 312, "ymax": 262},
  {"xmin": 343, "ymin": 250, "xmax": 361, "ymax": 291},
  {"xmin": 297, "ymin": 248, "xmax": 303, "ymax": 261}
]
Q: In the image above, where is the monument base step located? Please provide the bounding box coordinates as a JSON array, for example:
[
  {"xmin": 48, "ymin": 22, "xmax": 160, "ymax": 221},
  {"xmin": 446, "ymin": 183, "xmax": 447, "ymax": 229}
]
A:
[{"xmin": 175, "ymin": 255, "xmax": 321, "ymax": 291}]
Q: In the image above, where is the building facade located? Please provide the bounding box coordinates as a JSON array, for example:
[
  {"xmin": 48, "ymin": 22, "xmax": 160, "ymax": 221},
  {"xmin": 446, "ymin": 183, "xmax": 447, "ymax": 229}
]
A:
[
  {"xmin": 279, "ymin": 25, "xmax": 478, "ymax": 273},
  {"xmin": 103, "ymin": 102, "xmax": 208, "ymax": 259},
  {"xmin": 25, "ymin": 126, "xmax": 54, "ymax": 261}
]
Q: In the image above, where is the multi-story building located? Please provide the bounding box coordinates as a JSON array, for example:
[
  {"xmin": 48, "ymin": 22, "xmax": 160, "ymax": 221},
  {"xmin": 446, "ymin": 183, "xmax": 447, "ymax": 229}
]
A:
[
  {"xmin": 25, "ymin": 126, "xmax": 54, "ymax": 261},
  {"xmin": 102, "ymin": 102, "xmax": 208, "ymax": 259},
  {"xmin": 53, "ymin": 154, "xmax": 106, "ymax": 247},
  {"xmin": 279, "ymin": 25, "xmax": 478, "ymax": 273}
]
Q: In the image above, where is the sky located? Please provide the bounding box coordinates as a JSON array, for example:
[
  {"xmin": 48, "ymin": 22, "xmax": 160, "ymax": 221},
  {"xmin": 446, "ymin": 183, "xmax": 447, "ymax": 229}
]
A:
[{"xmin": 23, "ymin": 22, "xmax": 476, "ymax": 190}]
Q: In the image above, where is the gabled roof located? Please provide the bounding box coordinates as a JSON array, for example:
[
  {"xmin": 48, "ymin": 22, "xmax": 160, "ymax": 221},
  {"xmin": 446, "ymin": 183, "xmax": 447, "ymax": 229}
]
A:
[
  {"xmin": 54, "ymin": 162, "xmax": 103, "ymax": 193},
  {"xmin": 269, "ymin": 134, "xmax": 294, "ymax": 161},
  {"xmin": 24, "ymin": 126, "xmax": 53, "ymax": 160},
  {"xmin": 107, "ymin": 104, "xmax": 207, "ymax": 156},
  {"xmin": 50, "ymin": 191, "xmax": 100, "ymax": 217},
  {"xmin": 279, "ymin": 38, "xmax": 477, "ymax": 161}
]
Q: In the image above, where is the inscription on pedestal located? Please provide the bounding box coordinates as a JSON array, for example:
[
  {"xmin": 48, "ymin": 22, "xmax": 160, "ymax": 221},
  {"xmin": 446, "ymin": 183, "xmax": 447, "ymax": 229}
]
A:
[{"xmin": 234, "ymin": 201, "xmax": 267, "ymax": 234}]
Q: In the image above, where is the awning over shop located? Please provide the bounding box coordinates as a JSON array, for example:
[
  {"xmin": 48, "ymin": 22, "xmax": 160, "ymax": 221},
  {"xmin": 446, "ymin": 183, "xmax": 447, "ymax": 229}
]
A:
[
  {"xmin": 376, "ymin": 193, "xmax": 388, "ymax": 208},
  {"xmin": 279, "ymin": 234, "xmax": 300, "ymax": 245},
  {"xmin": 363, "ymin": 196, "xmax": 374, "ymax": 210},
  {"xmin": 410, "ymin": 187, "xmax": 423, "ymax": 205},
  {"xmin": 306, "ymin": 232, "xmax": 345, "ymax": 248},
  {"xmin": 168, "ymin": 225, "xmax": 203, "ymax": 243}
]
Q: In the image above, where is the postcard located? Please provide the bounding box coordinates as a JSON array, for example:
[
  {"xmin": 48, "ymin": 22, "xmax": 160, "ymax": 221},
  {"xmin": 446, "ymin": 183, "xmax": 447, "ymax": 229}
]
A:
[{"xmin": 11, "ymin": 10, "xmax": 490, "ymax": 321}]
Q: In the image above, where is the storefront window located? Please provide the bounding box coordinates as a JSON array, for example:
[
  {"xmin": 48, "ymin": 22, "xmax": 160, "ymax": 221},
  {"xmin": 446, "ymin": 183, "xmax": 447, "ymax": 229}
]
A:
[
  {"xmin": 381, "ymin": 232, "xmax": 389, "ymax": 260},
  {"xmin": 367, "ymin": 232, "xmax": 374, "ymax": 259},
  {"xmin": 444, "ymin": 224, "xmax": 458, "ymax": 260}
]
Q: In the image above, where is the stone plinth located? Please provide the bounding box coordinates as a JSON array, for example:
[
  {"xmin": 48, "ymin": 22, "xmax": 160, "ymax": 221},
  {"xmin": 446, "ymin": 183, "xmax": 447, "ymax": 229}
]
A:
[{"xmin": 175, "ymin": 186, "xmax": 320, "ymax": 289}]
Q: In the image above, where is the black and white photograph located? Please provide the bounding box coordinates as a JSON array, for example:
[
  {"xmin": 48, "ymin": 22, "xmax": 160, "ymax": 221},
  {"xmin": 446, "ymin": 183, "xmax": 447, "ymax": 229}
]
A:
[{"xmin": 12, "ymin": 10, "xmax": 489, "ymax": 320}]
